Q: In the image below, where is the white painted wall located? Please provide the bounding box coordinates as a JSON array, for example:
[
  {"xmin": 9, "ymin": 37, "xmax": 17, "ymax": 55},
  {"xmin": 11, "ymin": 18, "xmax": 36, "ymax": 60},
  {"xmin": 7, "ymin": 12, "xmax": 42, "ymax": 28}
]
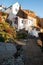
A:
[
  {"xmin": 0, "ymin": 5, "xmax": 6, "ymax": 11},
  {"xmin": 28, "ymin": 19, "xmax": 33, "ymax": 26},
  {"xmin": 0, "ymin": 7, "xmax": 2, "ymax": 10},
  {"xmin": 26, "ymin": 16, "xmax": 36, "ymax": 30},
  {"xmin": 18, "ymin": 17, "xmax": 24, "ymax": 30},
  {"xmin": 5, "ymin": 8, "xmax": 12, "ymax": 13},
  {"xmin": 17, "ymin": 16, "xmax": 36, "ymax": 31},
  {"xmin": 8, "ymin": 13, "xmax": 16, "ymax": 20},
  {"xmin": 28, "ymin": 16, "xmax": 36, "ymax": 26},
  {"xmin": 12, "ymin": 2, "xmax": 20, "ymax": 15},
  {"xmin": 24, "ymin": 19, "xmax": 33, "ymax": 30},
  {"xmin": 5, "ymin": 2, "xmax": 20, "ymax": 28},
  {"xmin": 5, "ymin": 2, "xmax": 20, "ymax": 15}
]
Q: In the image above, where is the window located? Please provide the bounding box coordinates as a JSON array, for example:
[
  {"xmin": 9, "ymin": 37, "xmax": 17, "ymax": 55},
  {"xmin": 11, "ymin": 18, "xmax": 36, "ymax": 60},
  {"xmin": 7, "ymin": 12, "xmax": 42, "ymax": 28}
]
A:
[
  {"xmin": 14, "ymin": 17, "xmax": 18, "ymax": 24},
  {"xmin": 14, "ymin": 21, "xmax": 17, "ymax": 24},
  {"xmin": 29, "ymin": 21, "xmax": 31, "ymax": 24},
  {"xmin": 15, "ymin": 8, "xmax": 18, "ymax": 12},
  {"xmin": 22, "ymin": 20, "xmax": 23, "ymax": 23}
]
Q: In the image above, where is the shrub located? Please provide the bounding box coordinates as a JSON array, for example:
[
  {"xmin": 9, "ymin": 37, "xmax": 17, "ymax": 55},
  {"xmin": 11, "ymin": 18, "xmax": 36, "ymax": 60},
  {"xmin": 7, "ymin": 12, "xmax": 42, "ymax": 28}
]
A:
[
  {"xmin": 16, "ymin": 30, "xmax": 28, "ymax": 39},
  {"xmin": 0, "ymin": 36, "xmax": 5, "ymax": 42}
]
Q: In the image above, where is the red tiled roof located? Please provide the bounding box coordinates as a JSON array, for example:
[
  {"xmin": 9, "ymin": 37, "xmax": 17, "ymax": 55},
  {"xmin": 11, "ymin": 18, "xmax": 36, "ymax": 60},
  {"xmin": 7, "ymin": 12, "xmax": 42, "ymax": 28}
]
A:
[{"xmin": 22, "ymin": 9, "xmax": 36, "ymax": 18}]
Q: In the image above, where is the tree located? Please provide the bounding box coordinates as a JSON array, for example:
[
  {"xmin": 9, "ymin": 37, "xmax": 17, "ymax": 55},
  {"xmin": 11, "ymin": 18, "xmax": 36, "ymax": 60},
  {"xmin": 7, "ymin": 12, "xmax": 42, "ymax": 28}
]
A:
[{"xmin": 36, "ymin": 16, "xmax": 43, "ymax": 28}]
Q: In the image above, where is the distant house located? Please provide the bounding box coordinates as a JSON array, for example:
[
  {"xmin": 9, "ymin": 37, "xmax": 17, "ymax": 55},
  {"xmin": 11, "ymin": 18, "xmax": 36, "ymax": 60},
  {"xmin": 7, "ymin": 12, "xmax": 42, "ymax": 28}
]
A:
[
  {"xmin": 0, "ymin": 5, "xmax": 6, "ymax": 11},
  {"xmin": 0, "ymin": 5, "xmax": 3, "ymax": 11}
]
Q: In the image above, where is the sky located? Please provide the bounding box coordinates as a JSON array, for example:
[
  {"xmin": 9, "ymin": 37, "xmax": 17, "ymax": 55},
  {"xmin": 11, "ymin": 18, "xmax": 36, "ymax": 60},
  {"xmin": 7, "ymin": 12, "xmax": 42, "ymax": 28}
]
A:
[{"xmin": 0, "ymin": 0, "xmax": 43, "ymax": 18}]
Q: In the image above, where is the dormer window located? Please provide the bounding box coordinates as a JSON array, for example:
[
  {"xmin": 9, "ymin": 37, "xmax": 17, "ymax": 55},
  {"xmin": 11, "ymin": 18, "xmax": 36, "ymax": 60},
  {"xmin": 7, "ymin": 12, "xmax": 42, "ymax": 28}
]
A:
[{"xmin": 15, "ymin": 8, "xmax": 18, "ymax": 12}]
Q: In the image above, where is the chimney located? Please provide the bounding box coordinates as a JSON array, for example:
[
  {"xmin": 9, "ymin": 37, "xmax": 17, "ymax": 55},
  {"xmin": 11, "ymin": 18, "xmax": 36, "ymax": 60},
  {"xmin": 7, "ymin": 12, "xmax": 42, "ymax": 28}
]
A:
[{"xmin": 19, "ymin": 5, "xmax": 22, "ymax": 10}]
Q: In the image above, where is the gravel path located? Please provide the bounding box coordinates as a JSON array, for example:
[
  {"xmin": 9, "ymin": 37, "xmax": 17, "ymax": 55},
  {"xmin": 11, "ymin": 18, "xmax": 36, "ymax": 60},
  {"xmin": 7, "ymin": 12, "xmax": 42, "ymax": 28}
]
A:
[{"xmin": 22, "ymin": 39, "xmax": 43, "ymax": 65}]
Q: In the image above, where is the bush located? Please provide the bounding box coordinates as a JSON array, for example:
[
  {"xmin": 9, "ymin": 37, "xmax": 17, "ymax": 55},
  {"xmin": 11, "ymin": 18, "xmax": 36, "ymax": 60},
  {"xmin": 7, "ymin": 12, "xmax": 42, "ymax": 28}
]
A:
[
  {"xmin": 0, "ymin": 36, "xmax": 5, "ymax": 42},
  {"xmin": 16, "ymin": 30, "xmax": 28, "ymax": 39}
]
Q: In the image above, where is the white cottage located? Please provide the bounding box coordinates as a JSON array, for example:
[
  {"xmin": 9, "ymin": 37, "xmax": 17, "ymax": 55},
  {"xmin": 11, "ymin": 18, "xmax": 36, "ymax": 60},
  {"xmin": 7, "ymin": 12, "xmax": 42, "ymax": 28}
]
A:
[
  {"xmin": 16, "ymin": 9, "xmax": 37, "ymax": 31},
  {"xmin": 5, "ymin": 2, "xmax": 37, "ymax": 32},
  {"xmin": 5, "ymin": 2, "xmax": 23, "ymax": 29},
  {"xmin": 5, "ymin": 2, "xmax": 20, "ymax": 15}
]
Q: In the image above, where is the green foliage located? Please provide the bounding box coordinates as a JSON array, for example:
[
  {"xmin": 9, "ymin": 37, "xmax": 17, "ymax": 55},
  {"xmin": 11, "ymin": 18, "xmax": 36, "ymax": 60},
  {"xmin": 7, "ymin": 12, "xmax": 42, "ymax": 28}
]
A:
[
  {"xmin": 0, "ymin": 35, "xmax": 5, "ymax": 42},
  {"xmin": 16, "ymin": 30, "xmax": 27, "ymax": 39},
  {"xmin": 30, "ymin": 10, "xmax": 34, "ymax": 13},
  {"xmin": 2, "ymin": 12, "xmax": 5, "ymax": 16}
]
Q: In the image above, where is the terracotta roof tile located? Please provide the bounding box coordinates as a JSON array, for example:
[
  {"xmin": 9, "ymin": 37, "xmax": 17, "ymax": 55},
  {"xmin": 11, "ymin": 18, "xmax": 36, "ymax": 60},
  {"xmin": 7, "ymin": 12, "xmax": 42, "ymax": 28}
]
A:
[{"xmin": 22, "ymin": 9, "xmax": 36, "ymax": 18}]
